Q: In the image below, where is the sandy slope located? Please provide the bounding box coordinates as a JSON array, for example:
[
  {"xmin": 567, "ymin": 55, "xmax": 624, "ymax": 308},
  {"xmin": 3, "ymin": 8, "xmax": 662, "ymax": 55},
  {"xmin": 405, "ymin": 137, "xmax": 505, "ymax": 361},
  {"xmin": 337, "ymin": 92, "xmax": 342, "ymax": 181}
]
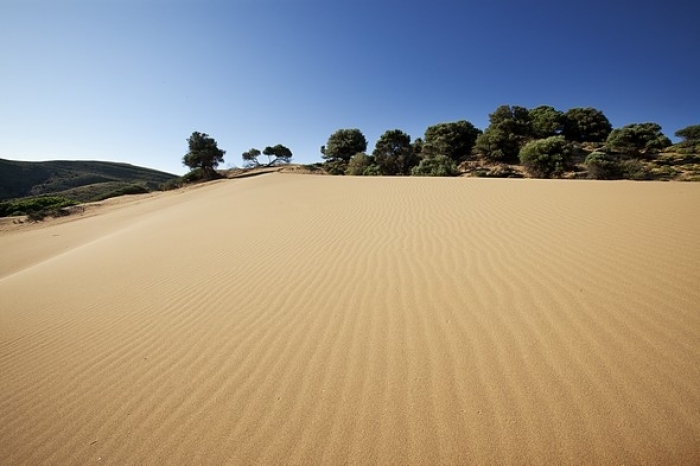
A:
[{"xmin": 1, "ymin": 174, "xmax": 699, "ymax": 465}]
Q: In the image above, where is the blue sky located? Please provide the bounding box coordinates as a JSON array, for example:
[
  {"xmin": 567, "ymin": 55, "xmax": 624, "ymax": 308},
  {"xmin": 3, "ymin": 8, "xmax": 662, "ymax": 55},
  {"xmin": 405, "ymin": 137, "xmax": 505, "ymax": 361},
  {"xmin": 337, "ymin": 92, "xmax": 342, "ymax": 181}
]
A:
[{"xmin": 1, "ymin": 0, "xmax": 698, "ymax": 175}]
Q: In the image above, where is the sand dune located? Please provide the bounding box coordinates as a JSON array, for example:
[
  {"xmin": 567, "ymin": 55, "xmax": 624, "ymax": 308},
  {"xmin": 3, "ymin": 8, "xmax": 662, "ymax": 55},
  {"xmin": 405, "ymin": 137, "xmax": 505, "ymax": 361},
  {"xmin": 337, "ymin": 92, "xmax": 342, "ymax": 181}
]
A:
[{"xmin": 1, "ymin": 174, "xmax": 699, "ymax": 465}]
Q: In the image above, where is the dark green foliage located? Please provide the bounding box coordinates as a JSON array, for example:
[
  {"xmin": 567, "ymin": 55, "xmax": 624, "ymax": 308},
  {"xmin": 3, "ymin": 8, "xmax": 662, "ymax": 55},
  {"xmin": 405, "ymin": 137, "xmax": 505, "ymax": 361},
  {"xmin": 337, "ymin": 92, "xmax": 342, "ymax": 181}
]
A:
[
  {"xmin": 562, "ymin": 107, "xmax": 612, "ymax": 143},
  {"xmin": 674, "ymin": 124, "xmax": 700, "ymax": 143},
  {"xmin": 411, "ymin": 155, "xmax": 458, "ymax": 177},
  {"xmin": 0, "ymin": 196, "xmax": 78, "ymax": 218},
  {"xmin": 362, "ymin": 164, "xmax": 382, "ymax": 176},
  {"xmin": 412, "ymin": 138, "xmax": 424, "ymax": 158},
  {"xmin": 519, "ymin": 136, "xmax": 575, "ymax": 178},
  {"xmin": 91, "ymin": 184, "xmax": 150, "ymax": 201},
  {"xmin": 158, "ymin": 178, "xmax": 185, "ymax": 191},
  {"xmin": 321, "ymin": 129, "xmax": 368, "ymax": 171},
  {"xmin": 0, "ymin": 159, "xmax": 176, "ymax": 202},
  {"xmin": 263, "ymin": 144, "xmax": 293, "ymax": 165},
  {"xmin": 474, "ymin": 128, "xmax": 523, "ymax": 162},
  {"xmin": 324, "ymin": 159, "xmax": 347, "ymax": 175},
  {"xmin": 242, "ymin": 148, "xmax": 261, "ymax": 167},
  {"xmin": 474, "ymin": 105, "xmax": 532, "ymax": 162},
  {"xmin": 423, "ymin": 120, "xmax": 481, "ymax": 162},
  {"xmin": 183, "ymin": 131, "xmax": 225, "ymax": 179},
  {"xmin": 605, "ymin": 123, "xmax": 671, "ymax": 158},
  {"xmin": 585, "ymin": 152, "xmax": 622, "ymax": 180},
  {"xmin": 668, "ymin": 142, "xmax": 700, "ymax": 155},
  {"xmin": 529, "ymin": 105, "xmax": 565, "ymax": 138},
  {"xmin": 489, "ymin": 105, "xmax": 532, "ymax": 134},
  {"xmin": 372, "ymin": 129, "xmax": 417, "ymax": 175},
  {"xmin": 182, "ymin": 168, "xmax": 207, "ymax": 183},
  {"xmin": 345, "ymin": 153, "xmax": 374, "ymax": 175},
  {"xmin": 620, "ymin": 159, "xmax": 652, "ymax": 180}
]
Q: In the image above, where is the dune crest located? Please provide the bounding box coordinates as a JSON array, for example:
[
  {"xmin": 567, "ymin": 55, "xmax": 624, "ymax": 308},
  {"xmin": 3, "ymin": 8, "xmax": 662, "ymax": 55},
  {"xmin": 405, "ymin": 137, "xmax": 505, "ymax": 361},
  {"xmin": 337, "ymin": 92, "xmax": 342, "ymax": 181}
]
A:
[{"xmin": 1, "ymin": 174, "xmax": 699, "ymax": 465}]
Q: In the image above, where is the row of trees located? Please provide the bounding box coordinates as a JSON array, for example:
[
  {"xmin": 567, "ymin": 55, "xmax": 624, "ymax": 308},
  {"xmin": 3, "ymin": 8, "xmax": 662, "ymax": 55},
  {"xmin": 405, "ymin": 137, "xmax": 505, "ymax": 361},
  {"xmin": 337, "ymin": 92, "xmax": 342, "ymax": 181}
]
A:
[
  {"xmin": 321, "ymin": 105, "xmax": 698, "ymax": 178},
  {"xmin": 242, "ymin": 145, "xmax": 293, "ymax": 167},
  {"xmin": 180, "ymin": 111, "xmax": 699, "ymax": 181},
  {"xmin": 182, "ymin": 132, "xmax": 294, "ymax": 180}
]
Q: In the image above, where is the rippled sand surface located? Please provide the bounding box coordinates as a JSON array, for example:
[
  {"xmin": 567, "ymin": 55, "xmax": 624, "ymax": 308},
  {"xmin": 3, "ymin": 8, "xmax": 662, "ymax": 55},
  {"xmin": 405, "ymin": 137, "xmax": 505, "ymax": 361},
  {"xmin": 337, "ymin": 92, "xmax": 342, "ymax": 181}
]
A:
[{"xmin": 1, "ymin": 174, "xmax": 699, "ymax": 464}]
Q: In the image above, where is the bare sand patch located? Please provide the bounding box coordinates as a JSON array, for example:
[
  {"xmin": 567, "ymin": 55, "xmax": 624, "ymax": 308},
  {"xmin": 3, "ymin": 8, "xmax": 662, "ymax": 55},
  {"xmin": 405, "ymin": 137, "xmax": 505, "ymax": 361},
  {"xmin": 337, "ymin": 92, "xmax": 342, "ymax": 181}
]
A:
[{"xmin": 1, "ymin": 174, "xmax": 699, "ymax": 464}]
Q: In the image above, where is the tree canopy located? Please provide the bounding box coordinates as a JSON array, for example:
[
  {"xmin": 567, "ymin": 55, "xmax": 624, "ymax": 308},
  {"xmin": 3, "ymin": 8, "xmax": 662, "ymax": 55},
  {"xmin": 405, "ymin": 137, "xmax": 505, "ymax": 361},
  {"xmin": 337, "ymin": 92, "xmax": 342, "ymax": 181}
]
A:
[
  {"xmin": 263, "ymin": 144, "xmax": 293, "ymax": 165},
  {"xmin": 321, "ymin": 129, "xmax": 368, "ymax": 164},
  {"xmin": 422, "ymin": 120, "xmax": 481, "ymax": 162},
  {"xmin": 675, "ymin": 124, "xmax": 700, "ymax": 143},
  {"xmin": 562, "ymin": 107, "xmax": 612, "ymax": 143},
  {"xmin": 411, "ymin": 155, "xmax": 458, "ymax": 177},
  {"xmin": 372, "ymin": 129, "xmax": 416, "ymax": 175},
  {"xmin": 529, "ymin": 105, "xmax": 565, "ymax": 139},
  {"xmin": 474, "ymin": 105, "xmax": 532, "ymax": 162},
  {"xmin": 183, "ymin": 132, "xmax": 225, "ymax": 179},
  {"xmin": 605, "ymin": 123, "xmax": 671, "ymax": 157},
  {"xmin": 242, "ymin": 148, "xmax": 261, "ymax": 167},
  {"xmin": 519, "ymin": 136, "xmax": 575, "ymax": 178}
]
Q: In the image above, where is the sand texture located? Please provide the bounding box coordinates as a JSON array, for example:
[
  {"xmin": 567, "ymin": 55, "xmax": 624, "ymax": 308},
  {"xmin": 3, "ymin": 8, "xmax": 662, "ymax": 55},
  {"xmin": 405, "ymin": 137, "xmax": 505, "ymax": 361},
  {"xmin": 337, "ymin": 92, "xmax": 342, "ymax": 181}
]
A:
[{"xmin": 1, "ymin": 174, "xmax": 699, "ymax": 465}]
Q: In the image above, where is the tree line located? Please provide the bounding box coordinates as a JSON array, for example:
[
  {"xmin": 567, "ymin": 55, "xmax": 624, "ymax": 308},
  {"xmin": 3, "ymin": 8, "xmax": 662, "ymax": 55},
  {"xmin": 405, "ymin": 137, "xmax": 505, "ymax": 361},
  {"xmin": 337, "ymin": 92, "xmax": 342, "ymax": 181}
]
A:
[
  {"xmin": 181, "ymin": 132, "xmax": 294, "ymax": 181},
  {"xmin": 180, "ymin": 106, "xmax": 699, "ymax": 181},
  {"xmin": 321, "ymin": 106, "xmax": 698, "ymax": 179}
]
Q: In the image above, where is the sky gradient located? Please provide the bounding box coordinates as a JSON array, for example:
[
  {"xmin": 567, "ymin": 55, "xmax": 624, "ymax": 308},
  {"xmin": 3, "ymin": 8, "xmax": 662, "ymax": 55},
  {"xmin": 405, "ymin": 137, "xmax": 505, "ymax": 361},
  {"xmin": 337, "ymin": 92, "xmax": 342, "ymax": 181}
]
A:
[{"xmin": 2, "ymin": 0, "xmax": 699, "ymax": 175}]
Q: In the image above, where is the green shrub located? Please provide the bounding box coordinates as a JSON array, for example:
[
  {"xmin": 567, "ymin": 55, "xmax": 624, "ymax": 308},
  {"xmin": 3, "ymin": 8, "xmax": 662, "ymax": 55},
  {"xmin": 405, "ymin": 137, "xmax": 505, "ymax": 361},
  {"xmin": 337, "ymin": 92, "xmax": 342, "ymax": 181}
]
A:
[
  {"xmin": 0, "ymin": 196, "xmax": 78, "ymax": 218},
  {"xmin": 605, "ymin": 122, "xmax": 671, "ymax": 158},
  {"xmin": 620, "ymin": 160, "xmax": 652, "ymax": 180},
  {"xmin": 345, "ymin": 153, "xmax": 373, "ymax": 175},
  {"xmin": 650, "ymin": 166, "xmax": 679, "ymax": 180},
  {"xmin": 158, "ymin": 178, "xmax": 185, "ymax": 191},
  {"xmin": 362, "ymin": 164, "xmax": 382, "ymax": 176},
  {"xmin": 519, "ymin": 136, "xmax": 574, "ymax": 178},
  {"xmin": 324, "ymin": 160, "xmax": 347, "ymax": 175},
  {"xmin": 411, "ymin": 155, "xmax": 459, "ymax": 176},
  {"xmin": 182, "ymin": 168, "xmax": 206, "ymax": 182},
  {"xmin": 90, "ymin": 184, "xmax": 150, "ymax": 201},
  {"xmin": 585, "ymin": 151, "xmax": 622, "ymax": 180}
]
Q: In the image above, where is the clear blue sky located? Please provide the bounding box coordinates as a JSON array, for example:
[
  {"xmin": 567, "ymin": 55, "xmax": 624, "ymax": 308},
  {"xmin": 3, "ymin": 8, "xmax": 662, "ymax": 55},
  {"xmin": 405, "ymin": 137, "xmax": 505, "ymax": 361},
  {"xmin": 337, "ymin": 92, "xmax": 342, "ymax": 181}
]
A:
[{"xmin": 2, "ymin": 0, "xmax": 698, "ymax": 175}]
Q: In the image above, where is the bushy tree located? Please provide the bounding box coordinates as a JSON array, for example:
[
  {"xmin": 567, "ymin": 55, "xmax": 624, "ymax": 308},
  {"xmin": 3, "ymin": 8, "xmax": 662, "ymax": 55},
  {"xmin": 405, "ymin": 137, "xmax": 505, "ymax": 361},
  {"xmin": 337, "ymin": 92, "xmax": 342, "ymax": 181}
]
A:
[
  {"xmin": 321, "ymin": 129, "xmax": 368, "ymax": 173},
  {"xmin": 412, "ymin": 137, "xmax": 424, "ymax": 157},
  {"xmin": 372, "ymin": 129, "xmax": 416, "ymax": 175},
  {"xmin": 529, "ymin": 105, "xmax": 565, "ymax": 139},
  {"xmin": 411, "ymin": 155, "xmax": 458, "ymax": 176},
  {"xmin": 474, "ymin": 105, "xmax": 531, "ymax": 162},
  {"xmin": 585, "ymin": 151, "xmax": 622, "ymax": 180},
  {"xmin": 346, "ymin": 152, "xmax": 374, "ymax": 175},
  {"xmin": 674, "ymin": 124, "xmax": 700, "ymax": 143},
  {"xmin": 242, "ymin": 148, "xmax": 261, "ymax": 167},
  {"xmin": 518, "ymin": 136, "xmax": 574, "ymax": 178},
  {"xmin": 605, "ymin": 123, "xmax": 671, "ymax": 158},
  {"xmin": 423, "ymin": 120, "xmax": 481, "ymax": 162},
  {"xmin": 562, "ymin": 107, "xmax": 612, "ymax": 142},
  {"xmin": 474, "ymin": 128, "xmax": 522, "ymax": 162},
  {"xmin": 183, "ymin": 132, "xmax": 225, "ymax": 179},
  {"xmin": 263, "ymin": 144, "xmax": 293, "ymax": 165},
  {"xmin": 363, "ymin": 164, "xmax": 382, "ymax": 176}
]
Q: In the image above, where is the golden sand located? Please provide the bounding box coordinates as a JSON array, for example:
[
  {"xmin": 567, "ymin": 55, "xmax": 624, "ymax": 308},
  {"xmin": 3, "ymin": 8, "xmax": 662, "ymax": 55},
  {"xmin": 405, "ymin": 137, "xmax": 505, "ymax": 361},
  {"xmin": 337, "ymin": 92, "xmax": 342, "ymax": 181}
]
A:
[{"xmin": 1, "ymin": 174, "xmax": 699, "ymax": 464}]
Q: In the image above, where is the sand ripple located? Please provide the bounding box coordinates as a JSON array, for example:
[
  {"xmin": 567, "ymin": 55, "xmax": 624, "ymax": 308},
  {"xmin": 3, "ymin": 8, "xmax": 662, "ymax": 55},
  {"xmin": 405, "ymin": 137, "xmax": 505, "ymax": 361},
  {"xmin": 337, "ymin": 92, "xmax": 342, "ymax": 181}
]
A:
[{"xmin": 1, "ymin": 175, "xmax": 699, "ymax": 464}]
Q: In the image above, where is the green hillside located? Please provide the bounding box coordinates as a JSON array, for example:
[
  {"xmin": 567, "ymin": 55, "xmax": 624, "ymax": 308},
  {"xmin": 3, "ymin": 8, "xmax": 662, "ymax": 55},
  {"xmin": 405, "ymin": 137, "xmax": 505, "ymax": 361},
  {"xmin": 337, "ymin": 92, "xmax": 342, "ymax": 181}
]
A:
[{"xmin": 0, "ymin": 159, "xmax": 178, "ymax": 202}]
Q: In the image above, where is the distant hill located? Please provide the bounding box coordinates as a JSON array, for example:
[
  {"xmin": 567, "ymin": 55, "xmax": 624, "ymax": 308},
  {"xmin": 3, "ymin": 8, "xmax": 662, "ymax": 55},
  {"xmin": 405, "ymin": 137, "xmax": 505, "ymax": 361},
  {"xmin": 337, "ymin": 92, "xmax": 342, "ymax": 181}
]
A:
[{"xmin": 0, "ymin": 159, "xmax": 178, "ymax": 202}]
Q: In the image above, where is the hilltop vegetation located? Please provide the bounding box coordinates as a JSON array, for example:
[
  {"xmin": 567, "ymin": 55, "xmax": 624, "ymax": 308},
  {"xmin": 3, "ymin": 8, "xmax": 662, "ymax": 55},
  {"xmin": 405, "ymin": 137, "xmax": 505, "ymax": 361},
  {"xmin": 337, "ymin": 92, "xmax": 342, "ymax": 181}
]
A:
[
  {"xmin": 0, "ymin": 159, "xmax": 178, "ymax": 203},
  {"xmin": 313, "ymin": 106, "xmax": 700, "ymax": 180}
]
